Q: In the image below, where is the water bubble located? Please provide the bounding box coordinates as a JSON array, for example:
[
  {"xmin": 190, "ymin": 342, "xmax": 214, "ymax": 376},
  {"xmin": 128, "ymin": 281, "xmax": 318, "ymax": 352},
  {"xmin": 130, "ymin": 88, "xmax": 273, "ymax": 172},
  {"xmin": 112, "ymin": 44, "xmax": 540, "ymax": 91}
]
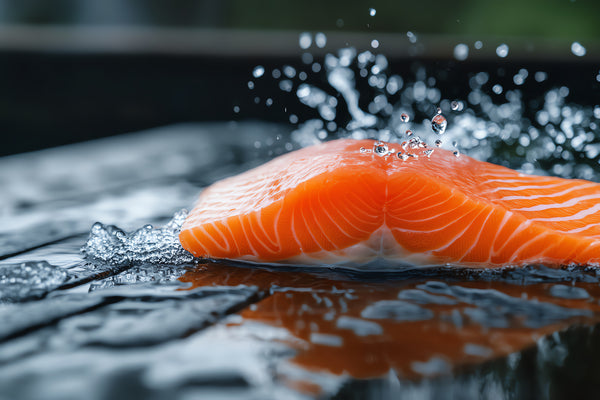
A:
[
  {"xmin": 435, "ymin": 139, "xmax": 442, "ymax": 147},
  {"xmin": 496, "ymin": 44, "xmax": 509, "ymax": 58},
  {"xmin": 312, "ymin": 63, "xmax": 322, "ymax": 73},
  {"xmin": 431, "ymin": 114, "xmax": 447, "ymax": 134},
  {"xmin": 272, "ymin": 69, "xmax": 281, "ymax": 79},
  {"xmin": 453, "ymin": 150, "xmax": 460, "ymax": 157},
  {"xmin": 453, "ymin": 43, "xmax": 469, "ymax": 61},
  {"xmin": 299, "ymin": 32, "xmax": 312, "ymax": 49},
  {"xmin": 571, "ymin": 42, "xmax": 586, "ymax": 57},
  {"xmin": 492, "ymin": 84, "xmax": 503, "ymax": 94},
  {"xmin": 406, "ymin": 129, "xmax": 413, "ymax": 136},
  {"xmin": 374, "ymin": 141, "xmax": 389, "ymax": 156},
  {"xmin": 407, "ymin": 31, "xmax": 417, "ymax": 43},
  {"xmin": 283, "ymin": 65, "xmax": 297, "ymax": 78},
  {"xmin": 535, "ymin": 71, "xmax": 547, "ymax": 82},
  {"xmin": 299, "ymin": 71, "xmax": 308, "ymax": 81},
  {"xmin": 474, "ymin": 40, "xmax": 483, "ymax": 49},
  {"xmin": 301, "ymin": 53, "xmax": 313, "ymax": 64},
  {"xmin": 371, "ymin": 39, "xmax": 380, "ymax": 49},
  {"xmin": 450, "ymin": 100, "xmax": 465, "ymax": 111},
  {"xmin": 400, "ymin": 113, "xmax": 410, "ymax": 123},
  {"xmin": 315, "ymin": 32, "xmax": 327, "ymax": 48},
  {"xmin": 252, "ymin": 66, "xmax": 265, "ymax": 78},
  {"xmin": 369, "ymin": 8, "xmax": 376, "ymax": 16}
]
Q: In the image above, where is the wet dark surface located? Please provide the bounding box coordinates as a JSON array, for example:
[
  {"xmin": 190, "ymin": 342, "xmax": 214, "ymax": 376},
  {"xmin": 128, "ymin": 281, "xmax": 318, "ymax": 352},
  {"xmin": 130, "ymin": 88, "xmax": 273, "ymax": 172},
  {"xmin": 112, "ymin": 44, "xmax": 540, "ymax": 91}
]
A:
[{"xmin": 3, "ymin": 122, "xmax": 600, "ymax": 399}]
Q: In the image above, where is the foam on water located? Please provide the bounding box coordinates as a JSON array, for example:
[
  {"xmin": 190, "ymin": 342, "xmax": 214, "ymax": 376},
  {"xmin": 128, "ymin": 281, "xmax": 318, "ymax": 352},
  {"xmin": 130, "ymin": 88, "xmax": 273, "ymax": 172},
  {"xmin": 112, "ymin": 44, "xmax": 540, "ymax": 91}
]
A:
[{"xmin": 81, "ymin": 209, "xmax": 194, "ymax": 266}]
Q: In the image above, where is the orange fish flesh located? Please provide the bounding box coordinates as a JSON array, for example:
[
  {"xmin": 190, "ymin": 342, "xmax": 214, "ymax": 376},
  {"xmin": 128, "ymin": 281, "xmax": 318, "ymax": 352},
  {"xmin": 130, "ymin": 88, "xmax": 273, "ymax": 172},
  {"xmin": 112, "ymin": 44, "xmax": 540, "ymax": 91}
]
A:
[{"xmin": 179, "ymin": 139, "xmax": 600, "ymax": 267}]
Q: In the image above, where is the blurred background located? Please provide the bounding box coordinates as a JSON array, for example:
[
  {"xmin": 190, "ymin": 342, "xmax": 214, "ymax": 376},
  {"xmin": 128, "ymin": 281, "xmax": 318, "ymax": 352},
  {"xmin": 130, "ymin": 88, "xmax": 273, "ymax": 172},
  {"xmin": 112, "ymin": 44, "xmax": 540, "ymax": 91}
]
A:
[{"xmin": 0, "ymin": 0, "xmax": 599, "ymax": 156}]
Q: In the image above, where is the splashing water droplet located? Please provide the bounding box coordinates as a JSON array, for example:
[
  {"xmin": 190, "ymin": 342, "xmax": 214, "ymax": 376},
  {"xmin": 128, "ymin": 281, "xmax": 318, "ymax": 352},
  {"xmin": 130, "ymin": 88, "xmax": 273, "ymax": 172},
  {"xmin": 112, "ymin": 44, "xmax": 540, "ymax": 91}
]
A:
[
  {"xmin": 451, "ymin": 101, "xmax": 460, "ymax": 111},
  {"xmin": 360, "ymin": 147, "xmax": 367, "ymax": 153},
  {"xmin": 496, "ymin": 44, "xmax": 509, "ymax": 58},
  {"xmin": 424, "ymin": 149, "xmax": 434, "ymax": 158},
  {"xmin": 369, "ymin": 8, "xmax": 376, "ymax": 16},
  {"xmin": 407, "ymin": 31, "xmax": 417, "ymax": 44},
  {"xmin": 374, "ymin": 141, "xmax": 389, "ymax": 156},
  {"xmin": 299, "ymin": 32, "xmax": 312, "ymax": 49},
  {"xmin": 436, "ymin": 106, "xmax": 442, "ymax": 115},
  {"xmin": 431, "ymin": 114, "xmax": 447, "ymax": 134},
  {"xmin": 315, "ymin": 32, "xmax": 327, "ymax": 48},
  {"xmin": 435, "ymin": 139, "xmax": 442, "ymax": 147},
  {"xmin": 453, "ymin": 150, "xmax": 460, "ymax": 158},
  {"xmin": 571, "ymin": 42, "xmax": 586, "ymax": 57},
  {"xmin": 400, "ymin": 113, "xmax": 410, "ymax": 123},
  {"xmin": 453, "ymin": 43, "xmax": 469, "ymax": 61},
  {"xmin": 252, "ymin": 66, "xmax": 265, "ymax": 78},
  {"xmin": 492, "ymin": 84, "xmax": 503, "ymax": 94}
]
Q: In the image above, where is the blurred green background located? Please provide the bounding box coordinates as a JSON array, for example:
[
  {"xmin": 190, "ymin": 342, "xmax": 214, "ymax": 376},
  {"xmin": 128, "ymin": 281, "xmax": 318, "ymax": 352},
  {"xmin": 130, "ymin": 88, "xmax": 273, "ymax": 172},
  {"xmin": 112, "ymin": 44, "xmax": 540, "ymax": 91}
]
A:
[{"xmin": 0, "ymin": 0, "xmax": 598, "ymax": 40}]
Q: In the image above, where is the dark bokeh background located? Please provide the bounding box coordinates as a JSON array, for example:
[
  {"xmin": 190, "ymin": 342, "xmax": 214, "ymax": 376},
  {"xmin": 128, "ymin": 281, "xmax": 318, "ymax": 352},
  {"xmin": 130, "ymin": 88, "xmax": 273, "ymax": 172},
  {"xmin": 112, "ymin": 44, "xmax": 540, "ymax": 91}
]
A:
[{"xmin": 0, "ymin": 0, "xmax": 598, "ymax": 156}]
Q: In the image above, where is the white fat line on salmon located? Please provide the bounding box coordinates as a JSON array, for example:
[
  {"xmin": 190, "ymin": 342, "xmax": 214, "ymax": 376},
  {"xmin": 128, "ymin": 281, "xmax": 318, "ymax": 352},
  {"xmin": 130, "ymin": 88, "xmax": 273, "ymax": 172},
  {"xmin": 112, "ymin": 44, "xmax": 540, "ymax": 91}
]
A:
[
  {"xmin": 498, "ymin": 182, "xmax": 597, "ymax": 201},
  {"xmin": 529, "ymin": 202, "xmax": 600, "ymax": 222},
  {"xmin": 429, "ymin": 206, "xmax": 490, "ymax": 254},
  {"xmin": 459, "ymin": 208, "xmax": 496, "ymax": 261},
  {"xmin": 487, "ymin": 181, "xmax": 571, "ymax": 194},
  {"xmin": 237, "ymin": 215, "xmax": 259, "ymax": 256},
  {"xmin": 487, "ymin": 212, "xmax": 527, "ymax": 260},
  {"xmin": 512, "ymin": 193, "xmax": 600, "ymax": 212},
  {"xmin": 508, "ymin": 230, "xmax": 552, "ymax": 263},
  {"xmin": 389, "ymin": 195, "xmax": 468, "ymax": 225},
  {"xmin": 254, "ymin": 208, "xmax": 280, "ymax": 251}
]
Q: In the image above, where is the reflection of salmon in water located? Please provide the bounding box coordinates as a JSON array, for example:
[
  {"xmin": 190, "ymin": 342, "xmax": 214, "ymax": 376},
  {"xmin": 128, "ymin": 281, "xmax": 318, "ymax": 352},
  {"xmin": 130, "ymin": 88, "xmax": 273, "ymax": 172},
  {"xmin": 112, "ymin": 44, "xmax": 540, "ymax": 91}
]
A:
[{"xmin": 179, "ymin": 139, "xmax": 600, "ymax": 267}]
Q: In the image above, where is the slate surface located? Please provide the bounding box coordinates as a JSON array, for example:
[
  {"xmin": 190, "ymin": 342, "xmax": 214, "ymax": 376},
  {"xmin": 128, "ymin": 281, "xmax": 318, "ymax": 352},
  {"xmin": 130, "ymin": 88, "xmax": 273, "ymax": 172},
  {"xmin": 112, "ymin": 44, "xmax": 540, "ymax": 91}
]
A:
[{"xmin": 2, "ymin": 122, "xmax": 600, "ymax": 400}]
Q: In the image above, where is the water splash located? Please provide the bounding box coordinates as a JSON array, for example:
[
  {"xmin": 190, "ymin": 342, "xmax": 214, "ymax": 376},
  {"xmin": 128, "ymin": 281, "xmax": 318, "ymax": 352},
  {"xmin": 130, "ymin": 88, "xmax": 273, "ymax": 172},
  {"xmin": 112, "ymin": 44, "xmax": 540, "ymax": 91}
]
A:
[
  {"xmin": 82, "ymin": 210, "xmax": 194, "ymax": 266},
  {"xmin": 0, "ymin": 261, "xmax": 67, "ymax": 302}
]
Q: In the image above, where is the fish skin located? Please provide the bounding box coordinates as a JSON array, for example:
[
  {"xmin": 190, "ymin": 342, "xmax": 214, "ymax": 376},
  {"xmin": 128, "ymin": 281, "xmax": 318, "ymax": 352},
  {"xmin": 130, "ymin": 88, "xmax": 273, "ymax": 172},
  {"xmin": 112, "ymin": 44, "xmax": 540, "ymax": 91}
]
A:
[{"xmin": 179, "ymin": 139, "xmax": 600, "ymax": 267}]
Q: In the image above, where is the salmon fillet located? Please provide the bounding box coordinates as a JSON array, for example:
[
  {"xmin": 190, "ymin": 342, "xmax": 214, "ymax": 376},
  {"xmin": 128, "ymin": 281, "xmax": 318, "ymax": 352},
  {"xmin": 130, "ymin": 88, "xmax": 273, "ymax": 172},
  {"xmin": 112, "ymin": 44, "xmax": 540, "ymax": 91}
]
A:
[{"xmin": 179, "ymin": 139, "xmax": 600, "ymax": 267}]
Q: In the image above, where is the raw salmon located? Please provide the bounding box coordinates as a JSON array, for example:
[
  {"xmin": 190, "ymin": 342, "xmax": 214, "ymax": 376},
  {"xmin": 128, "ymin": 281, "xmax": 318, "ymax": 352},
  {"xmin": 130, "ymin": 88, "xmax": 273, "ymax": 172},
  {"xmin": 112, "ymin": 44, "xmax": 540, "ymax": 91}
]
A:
[{"xmin": 179, "ymin": 139, "xmax": 600, "ymax": 267}]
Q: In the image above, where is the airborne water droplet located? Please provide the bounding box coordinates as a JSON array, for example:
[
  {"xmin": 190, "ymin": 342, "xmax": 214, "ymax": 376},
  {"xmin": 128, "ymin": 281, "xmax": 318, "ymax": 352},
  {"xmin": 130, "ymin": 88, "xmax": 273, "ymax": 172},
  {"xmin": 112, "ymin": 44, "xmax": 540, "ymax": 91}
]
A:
[
  {"xmin": 496, "ymin": 43, "xmax": 509, "ymax": 58},
  {"xmin": 435, "ymin": 139, "xmax": 442, "ymax": 147},
  {"xmin": 431, "ymin": 114, "xmax": 447, "ymax": 134},
  {"xmin": 400, "ymin": 113, "xmax": 410, "ymax": 123},
  {"xmin": 436, "ymin": 106, "xmax": 442, "ymax": 115},
  {"xmin": 571, "ymin": 42, "xmax": 586, "ymax": 57},
  {"xmin": 369, "ymin": 8, "xmax": 376, "ymax": 16},
  {"xmin": 406, "ymin": 129, "xmax": 413, "ymax": 136},
  {"xmin": 252, "ymin": 66, "xmax": 265, "ymax": 78},
  {"xmin": 451, "ymin": 101, "xmax": 460, "ymax": 111}
]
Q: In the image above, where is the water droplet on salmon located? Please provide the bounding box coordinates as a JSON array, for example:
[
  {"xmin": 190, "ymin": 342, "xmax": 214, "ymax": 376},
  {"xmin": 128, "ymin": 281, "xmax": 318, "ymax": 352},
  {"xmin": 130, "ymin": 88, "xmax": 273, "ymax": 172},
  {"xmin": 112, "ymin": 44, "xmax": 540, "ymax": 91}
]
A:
[
  {"xmin": 400, "ymin": 113, "xmax": 410, "ymax": 123},
  {"xmin": 374, "ymin": 141, "xmax": 389, "ymax": 156},
  {"xmin": 424, "ymin": 149, "xmax": 434, "ymax": 157},
  {"xmin": 360, "ymin": 147, "xmax": 367, "ymax": 153},
  {"xmin": 453, "ymin": 150, "xmax": 461, "ymax": 157},
  {"xmin": 252, "ymin": 66, "xmax": 265, "ymax": 78},
  {"xmin": 431, "ymin": 114, "xmax": 447, "ymax": 134}
]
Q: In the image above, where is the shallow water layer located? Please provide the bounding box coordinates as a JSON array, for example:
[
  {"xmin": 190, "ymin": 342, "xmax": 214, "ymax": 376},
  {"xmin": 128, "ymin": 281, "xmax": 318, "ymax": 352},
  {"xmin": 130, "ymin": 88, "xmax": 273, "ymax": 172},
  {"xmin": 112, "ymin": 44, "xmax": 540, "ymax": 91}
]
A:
[{"xmin": 4, "ymin": 121, "xmax": 600, "ymax": 399}]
